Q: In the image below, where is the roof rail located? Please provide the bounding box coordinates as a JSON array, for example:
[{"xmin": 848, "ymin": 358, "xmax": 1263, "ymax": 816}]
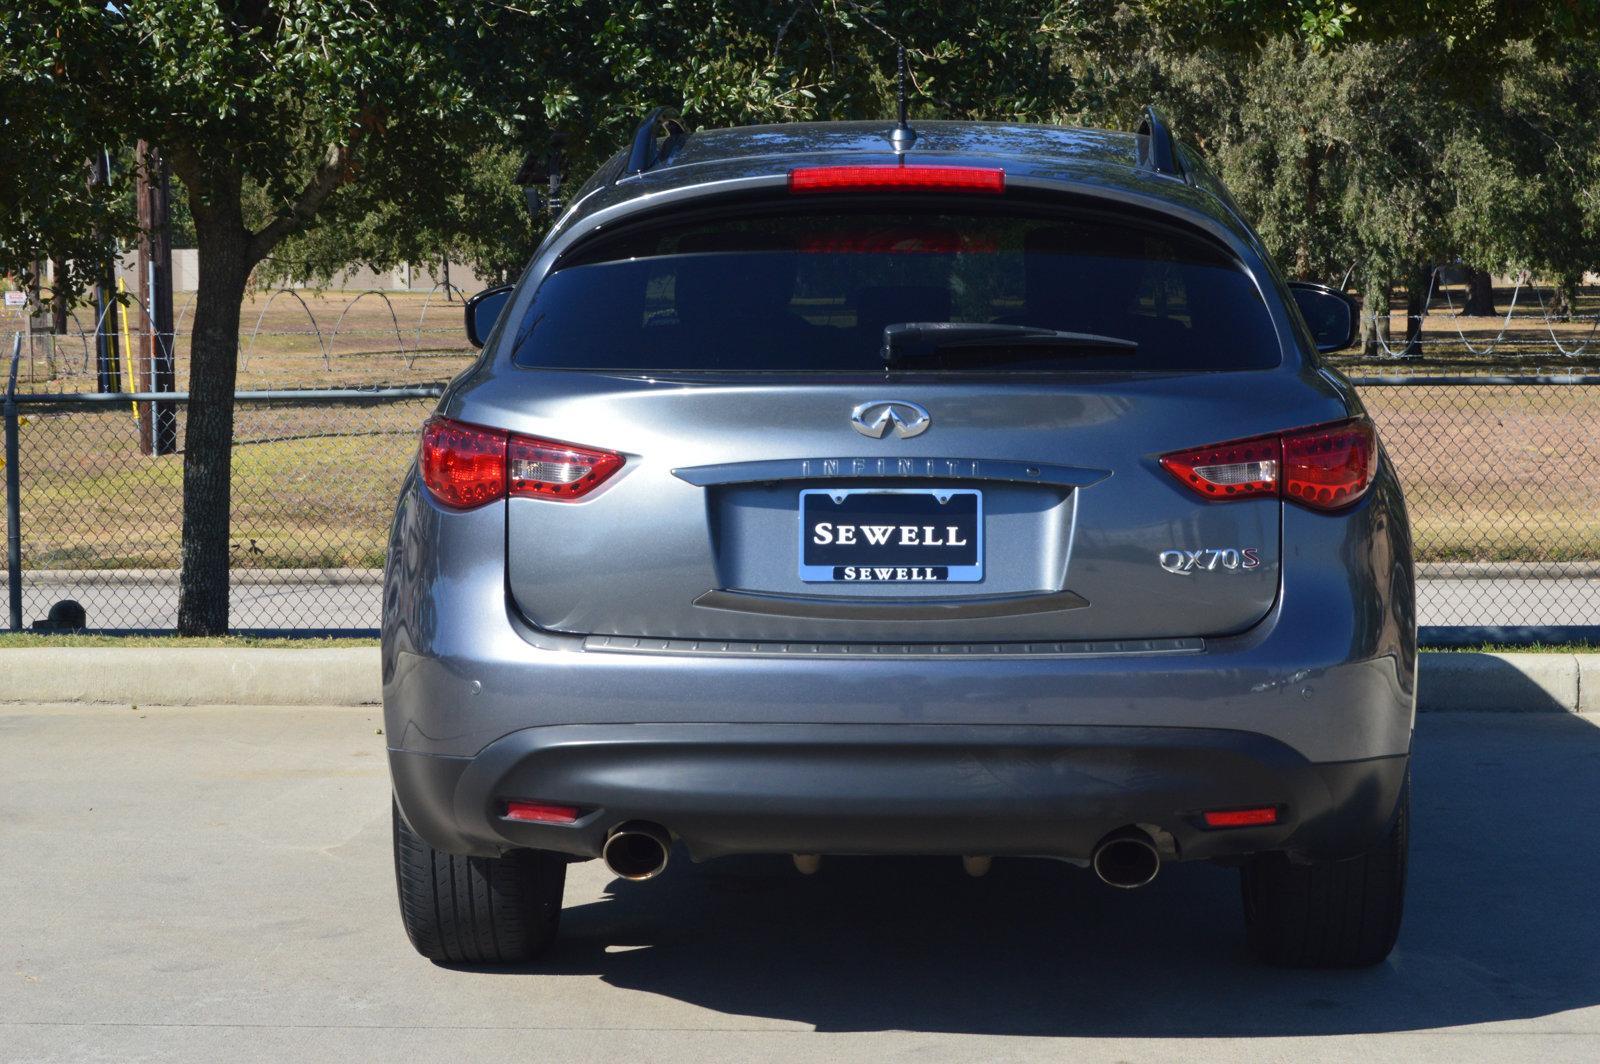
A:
[
  {"xmin": 1135, "ymin": 106, "xmax": 1183, "ymax": 178},
  {"xmin": 622, "ymin": 106, "xmax": 690, "ymax": 178}
]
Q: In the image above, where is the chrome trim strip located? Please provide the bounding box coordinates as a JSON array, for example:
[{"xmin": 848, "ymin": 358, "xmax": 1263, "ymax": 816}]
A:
[
  {"xmin": 689, "ymin": 587, "xmax": 1089, "ymax": 621},
  {"xmin": 584, "ymin": 634, "xmax": 1204, "ymax": 658},
  {"xmin": 671, "ymin": 457, "xmax": 1109, "ymax": 488}
]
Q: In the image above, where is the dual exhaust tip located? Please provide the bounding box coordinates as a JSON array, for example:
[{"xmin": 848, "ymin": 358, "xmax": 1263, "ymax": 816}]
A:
[{"xmin": 603, "ymin": 822, "xmax": 1160, "ymax": 890}]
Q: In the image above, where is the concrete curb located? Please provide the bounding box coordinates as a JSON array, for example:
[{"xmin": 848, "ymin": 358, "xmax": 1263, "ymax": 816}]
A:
[
  {"xmin": 0, "ymin": 648, "xmax": 1593, "ymax": 713},
  {"xmin": 0, "ymin": 648, "xmax": 383, "ymax": 706},
  {"xmin": 1416, "ymin": 652, "xmax": 1588, "ymax": 713}
]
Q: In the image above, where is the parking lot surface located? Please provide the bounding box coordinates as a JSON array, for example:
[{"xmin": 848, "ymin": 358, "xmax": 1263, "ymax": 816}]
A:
[{"xmin": 2, "ymin": 703, "xmax": 1597, "ymax": 1063}]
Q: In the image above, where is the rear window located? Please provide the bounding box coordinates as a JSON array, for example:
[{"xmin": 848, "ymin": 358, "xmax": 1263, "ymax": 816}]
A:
[{"xmin": 509, "ymin": 205, "xmax": 1281, "ymax": 373}]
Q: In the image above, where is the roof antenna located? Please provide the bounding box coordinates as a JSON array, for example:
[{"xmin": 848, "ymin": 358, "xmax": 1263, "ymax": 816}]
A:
[{"xmin": 889, "ymin": 45, "xmax": 916, "ymax": 152}]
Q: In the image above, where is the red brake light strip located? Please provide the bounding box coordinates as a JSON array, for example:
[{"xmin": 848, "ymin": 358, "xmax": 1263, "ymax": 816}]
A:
[{"xmin": 789, "ymin": 165, "xmax": 1005, "ymax": 195}]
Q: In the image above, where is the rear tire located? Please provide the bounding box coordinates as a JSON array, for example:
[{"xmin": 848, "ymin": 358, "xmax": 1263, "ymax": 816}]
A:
[
  {"xmin": 392, "ymin": 799, "xmax": 565, "ymax": 964},
  {"xmin": 1241, "ymin": 778, "xmax": 1408, "ymax": 968}
]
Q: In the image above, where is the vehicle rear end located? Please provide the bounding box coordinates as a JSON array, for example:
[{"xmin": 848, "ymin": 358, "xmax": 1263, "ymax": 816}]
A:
[{"xmin": 384, "ymin": 123, "xmax": 1415, "ymax": 968}]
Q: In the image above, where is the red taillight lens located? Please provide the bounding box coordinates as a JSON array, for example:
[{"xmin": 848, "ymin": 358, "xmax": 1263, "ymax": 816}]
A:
[
  {"xmin": 1282, "ymin": 419, "xmax": 1379, "ymax": 511},
  {"xmin": 788, "ymin": 165, "xmax": 1005, "ymax": 195},
  {"xmin": 1159, "ymin": 418, "xmax": 1377, "ymax": 512},
  {"xmin": 508, "ymin": 435, "xmax": 623, "ymax": 501},
  {"xmin": 503, "ymin": 801, "xmax": 579, "ymax": 824},
  {"xmin": 420, "ymin": 417, "xmax": 623, "ymax": 508},
  {"xmin": 1158, "ymin": 433, "xmax": 1280, "ymax": 500},
  {"xmin": 1202, "ymin": 806, "xmax": 1280, "ymax": 828},
  {"xmin": 420, "ymin": 416, "xmax": 506, "ymax": 510}
]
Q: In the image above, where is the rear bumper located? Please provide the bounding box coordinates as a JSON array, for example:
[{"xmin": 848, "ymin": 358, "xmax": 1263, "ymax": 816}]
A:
[{"xmin": 391, "ymin": 722, "xmax": 1408, "ymax": 862}]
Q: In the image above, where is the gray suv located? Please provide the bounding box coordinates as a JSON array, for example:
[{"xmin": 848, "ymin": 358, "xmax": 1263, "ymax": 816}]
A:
[{"xmin": 384, "ymin": 109, "xmax": 1415, "ymax": 969}]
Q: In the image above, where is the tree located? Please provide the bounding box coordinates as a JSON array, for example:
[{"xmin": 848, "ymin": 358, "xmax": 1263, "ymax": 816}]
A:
[{"xmin": 4, "ymin": 1, "xmax": 547, "ymax": 633}]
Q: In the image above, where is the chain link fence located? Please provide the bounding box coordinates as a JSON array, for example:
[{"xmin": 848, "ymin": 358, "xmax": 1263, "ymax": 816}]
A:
[
  {"xmin": 4, "ymin": 347, "xmax": 1599, "ymax": 639},
  {"xmin": 1352, "ymin": 372, "xmax": 1600, "ymax": 633},
  {"xmin": 3, "ymin": 377, "xmax": 438, "ymax": 633}
]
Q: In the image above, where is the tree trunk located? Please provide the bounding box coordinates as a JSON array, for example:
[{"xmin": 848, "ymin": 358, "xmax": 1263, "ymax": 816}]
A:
[
  {"xmin": 1463, "ymin": 268, "xmax": 1497, "ymax": 316},
  {"xmin": 176, "ymin": 203, "xmax": 254, "ymax": 636},
  {"xmin": 1554, "ymin": 272, "xmax": 1582, "ymax": 321},
  {"xmin": 1361, "ymin": 277, "xmax": 1391, "ymax": 357},
  {"xmin": 1403, "ymin": 266, "xmax": 1430, "ymax": 358}
]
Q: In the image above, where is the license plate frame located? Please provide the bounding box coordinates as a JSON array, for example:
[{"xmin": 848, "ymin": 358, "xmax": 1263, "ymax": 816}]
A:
[{"xmin": 797, "ymin": 488, "xmax": 984, "ymax": 583}]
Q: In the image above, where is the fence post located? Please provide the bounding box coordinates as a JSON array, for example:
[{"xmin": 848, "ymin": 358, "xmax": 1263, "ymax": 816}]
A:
[{"xmin": 5, "ymin": 334, "xmax": 23, "ymax": 631}]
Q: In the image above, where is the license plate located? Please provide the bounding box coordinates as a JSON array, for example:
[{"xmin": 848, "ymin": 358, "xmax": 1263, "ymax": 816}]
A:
[{"xmin": 798, "ymin": 489, "xmax": 983, "ymax": 583}]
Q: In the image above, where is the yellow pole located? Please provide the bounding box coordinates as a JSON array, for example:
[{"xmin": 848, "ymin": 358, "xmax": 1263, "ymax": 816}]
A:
[{"xmin": 117, "ymin": 278, "xmax": 137, "ymax": 418}]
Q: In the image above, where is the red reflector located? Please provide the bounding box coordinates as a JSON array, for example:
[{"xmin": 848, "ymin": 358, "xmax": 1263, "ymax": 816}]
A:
[
  {"xmin": 508, "ymin": 434, "xmax": 624, "ymax": 501},
  {"xmin": 1203, "ymin": 807, "xmax": 1280, "ymax": 828},
  {"xmin": 1282, "ymin": 419, "xmax": 1379, "ymax": 512},
  {"xmin": 503, "ymin": 801, "xmax": 579, "ymax": 824},
  {"xmin": 420, "ymin": 416, "xmax": 507, "ymax": 510},
  {"xmin": 1159, "ymin": 418, "xmax": 1378, "ymax": 511},
  {"xmin": 789, "ymin": 165, "xmax": 1005, "ymax": 195}
]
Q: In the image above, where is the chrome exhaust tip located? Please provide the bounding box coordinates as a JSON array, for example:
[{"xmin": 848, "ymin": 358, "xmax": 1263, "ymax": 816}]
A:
[
  {"xmin": 602, "ymin": 822, "xmax": 671, "ymax": 881},
  {"xmin": 1091, "ymin": 829, "xmax": 1161, "ymax": 889}
]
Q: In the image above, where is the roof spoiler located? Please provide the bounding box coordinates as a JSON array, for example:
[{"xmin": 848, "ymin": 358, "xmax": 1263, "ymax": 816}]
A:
[
  {"xmin": 1135, "ymin": 106, "xmax": 1183, "ymax": 178},
  {"xmin": 622, "ymin": 106, "xmax": 691, "ymax": 178}
]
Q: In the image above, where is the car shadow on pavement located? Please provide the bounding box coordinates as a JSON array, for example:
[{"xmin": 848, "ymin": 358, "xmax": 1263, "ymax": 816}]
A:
[{"xmin": 467, "ymin": 714, "xmax": 1600, "ymax": 1036}]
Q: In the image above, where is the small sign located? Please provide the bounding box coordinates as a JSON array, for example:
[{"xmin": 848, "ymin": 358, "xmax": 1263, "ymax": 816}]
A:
[{"xmin": 3, "ymin": 292, "xmax": 28, "ymax": 307}]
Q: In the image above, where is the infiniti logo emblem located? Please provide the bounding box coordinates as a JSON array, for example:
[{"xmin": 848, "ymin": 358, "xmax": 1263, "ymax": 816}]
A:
[{"xmin": 850, "ymin": 400, "xmax": 931, "ymax": 440}]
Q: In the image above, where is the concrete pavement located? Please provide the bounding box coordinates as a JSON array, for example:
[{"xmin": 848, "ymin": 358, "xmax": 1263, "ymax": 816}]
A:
[{"xmin": 2, "ymin": 704, "xmax": 1598, "ymax": 1063}]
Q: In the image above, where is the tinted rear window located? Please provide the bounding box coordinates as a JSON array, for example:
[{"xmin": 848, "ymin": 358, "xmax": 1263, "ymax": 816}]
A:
[{"xmin": 509, "ymin": 206, "xmax": 1281, "ymax": 373}]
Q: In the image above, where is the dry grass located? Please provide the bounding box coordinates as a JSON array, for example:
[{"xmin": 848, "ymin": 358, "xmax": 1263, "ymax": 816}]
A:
[
  {"xmin": 12, "ymin": 399, "xmax": 430, "ymax": 570},
  {"xmin": 1358, "ymin": 383, "xmax": 1600, "ymax": 562},
  {"xmin": 5, "ymin": 289, "xmax": 478, "ymax": 392}
]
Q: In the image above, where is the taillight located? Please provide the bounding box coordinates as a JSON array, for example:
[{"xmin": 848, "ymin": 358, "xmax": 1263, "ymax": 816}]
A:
[
  {"xmin": 420, "ymin": 417, "xmax": 506, "ymax": 509},
  {"xmin": 1160, "ymin": 418, "xmax": 1378, "ymax": 512},
  {"xmin": 1158, "ymin": 433, "xmax": 1279, "ymax": 500},
  {"xmin": 508, "ymin": 435, "xmax": 624, "ymax": 500},
  {"xmin": 1282, "ymin": 419, "xmax": 1379, "ymax": 511},
  {"xmin": 419, "ymin": 416, "xmax": 622, "ymax": 508},
  {"xmin": 788, "ymin": 164, "xmax": 1005, "ymax": 195}
]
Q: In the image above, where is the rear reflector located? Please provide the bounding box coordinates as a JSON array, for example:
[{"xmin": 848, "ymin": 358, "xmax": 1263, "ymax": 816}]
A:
[
  {"xmin": 1203, "ymin": 806, "xmax": 1280, "ymax": 828},
  {"xmin": 503, "ymin": 801, "xmax": 580, "ymax": 824},
  {"xmin": 419, "ymin": 416, "xmax": 623, "ymax": 509},
  {"xmin": 1160, "ymin": 418, "xmax": 1378, "ymax": 512},
  {"xmin": 789, "ymin": 165, "xmax": 1005, "ymax": 195}
]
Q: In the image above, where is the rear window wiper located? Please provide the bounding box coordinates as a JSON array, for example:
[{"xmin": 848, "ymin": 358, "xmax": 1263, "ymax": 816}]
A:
[{"xmin": 880, "ymin": 322, "xmax": 1138, "ymax": 365}]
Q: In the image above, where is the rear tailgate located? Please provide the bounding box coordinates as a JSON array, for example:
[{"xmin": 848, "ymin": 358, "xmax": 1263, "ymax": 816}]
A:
[
  {"xmin": 482, "ymin": 193, "xmax": 1343, "ymax": 643},
  {"xmin": 489, "ymin": 371, "xmax": 1342, "ymax": 644}
]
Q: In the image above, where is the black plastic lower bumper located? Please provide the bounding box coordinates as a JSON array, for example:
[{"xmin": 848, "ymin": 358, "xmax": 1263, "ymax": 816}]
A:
[{"xmin": 389, "ymin": 723, "xmax": 1408, "ymax": 863}]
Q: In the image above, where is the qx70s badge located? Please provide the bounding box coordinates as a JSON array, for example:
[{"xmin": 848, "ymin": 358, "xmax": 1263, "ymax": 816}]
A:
[
  {"xmin": 851, "ymin": 400, "xmax": 931, "ymax": 439},
  {"xmin": 1160, "ymin": 547, "xmax": 1261, "ymax": 575}
]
